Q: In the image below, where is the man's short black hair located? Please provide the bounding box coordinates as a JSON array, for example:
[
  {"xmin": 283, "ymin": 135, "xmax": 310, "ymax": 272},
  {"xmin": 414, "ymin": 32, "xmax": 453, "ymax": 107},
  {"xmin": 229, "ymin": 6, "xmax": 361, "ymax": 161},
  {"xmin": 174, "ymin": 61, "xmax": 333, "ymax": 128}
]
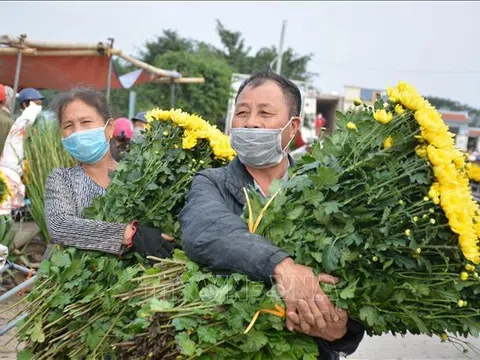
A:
[{"xmin": 235, "ymin": 67, "xmax": 302, "ymax": 118}]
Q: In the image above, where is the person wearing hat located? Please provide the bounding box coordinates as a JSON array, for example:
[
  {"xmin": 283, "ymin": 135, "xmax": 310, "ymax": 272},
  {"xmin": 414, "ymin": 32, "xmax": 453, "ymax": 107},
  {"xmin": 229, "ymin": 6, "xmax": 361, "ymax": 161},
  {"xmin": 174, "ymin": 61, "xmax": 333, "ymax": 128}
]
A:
[
  {"xmin": 131, "ymin": 112, "xmax": 147, "ymax": 139},
  {"xmin": 111, "ymin": 117, "xmax": 133, "ymax": 161},
  {"xmin": 18, "ymin": 88, "xmax": 44, "ymax": 111},
  {"xmin": 0, "ymin": 88, "xmax": 44, "ymax": 215},
  {"xmin": 0, "ymin": 84, "xmax": 15, "ymax": 153}
]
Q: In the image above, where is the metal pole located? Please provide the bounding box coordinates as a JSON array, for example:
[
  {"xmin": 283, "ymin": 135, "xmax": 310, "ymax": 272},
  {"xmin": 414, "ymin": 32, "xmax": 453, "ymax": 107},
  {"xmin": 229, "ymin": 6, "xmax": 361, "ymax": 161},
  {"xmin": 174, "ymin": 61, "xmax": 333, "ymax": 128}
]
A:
[
  {"xmin": 11, "ymin": 50, "xmax": 23, "ymax": 115},
  {"xmin": 0, "ymin": 275, "xmax": 37, "ymax": 303},
  {"xmin": 106, "ymin": 38, "xmax": 114, "ymax": 104},
  {"xmin": 0, "ymin": 312, "xmax": 29, "ymax": 335},
  {"xmin": 128, "ymin": 90, "xmax": 136, "ymax": 119},
  {"xmin": 275, "ymin": 20, "xmax": 287, "ymax": 75},
  {"xmin": 170, "ymin": 81, "xmax": 176, "ymax": 108}
]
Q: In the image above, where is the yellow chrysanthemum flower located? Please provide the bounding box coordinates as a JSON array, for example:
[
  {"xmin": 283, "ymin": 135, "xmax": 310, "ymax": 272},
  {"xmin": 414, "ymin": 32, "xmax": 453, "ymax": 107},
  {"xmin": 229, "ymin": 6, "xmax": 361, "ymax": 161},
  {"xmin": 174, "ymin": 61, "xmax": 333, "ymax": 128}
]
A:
[
  {"xmin": 346, "ymin": 122, "xmax": 357, "ymax": 130},
  {"xmin": 394, "ymin": 104, "xmax": 405, "ymax": 115},
  {"xmin": 0, "ymin": 170, "xmax": 11, "ymax": 205},
  {"xmin": 373, "ymin": 109, "xmax": 393, "ymax": 125},
  {"xmin": 383, "ymin": 136, "xmax": 394, "ymax": 149}
]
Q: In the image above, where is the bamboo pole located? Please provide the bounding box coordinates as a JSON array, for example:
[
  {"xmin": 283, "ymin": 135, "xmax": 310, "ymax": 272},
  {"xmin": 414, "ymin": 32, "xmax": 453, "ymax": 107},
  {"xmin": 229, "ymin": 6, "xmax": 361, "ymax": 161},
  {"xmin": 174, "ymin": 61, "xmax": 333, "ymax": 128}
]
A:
[
  {"xmin": 0, "ymin": 48, "xmax": 37, "ymax": 55},
  {"xmin": 0, "ymin": 48, "xmax": 121, "ymax": 57},
  {"xmin": 154, "ymin": 77, "xmax": 205, "ymax": 84},
  {"xmin": 116, "ymin": 52, "xmax": 181, "ymax": 79},
  {"xmin": 0, "ymin": 34, "xmax": 108, "ymax": 51}
]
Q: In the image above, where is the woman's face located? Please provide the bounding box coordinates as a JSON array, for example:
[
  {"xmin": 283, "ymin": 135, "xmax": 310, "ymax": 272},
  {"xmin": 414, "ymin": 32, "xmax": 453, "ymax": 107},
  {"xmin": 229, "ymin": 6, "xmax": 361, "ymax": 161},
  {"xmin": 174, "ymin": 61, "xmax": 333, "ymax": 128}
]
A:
[{"xmin": 61, "ymin": 99, "xmax": 114, "ymax": 139}]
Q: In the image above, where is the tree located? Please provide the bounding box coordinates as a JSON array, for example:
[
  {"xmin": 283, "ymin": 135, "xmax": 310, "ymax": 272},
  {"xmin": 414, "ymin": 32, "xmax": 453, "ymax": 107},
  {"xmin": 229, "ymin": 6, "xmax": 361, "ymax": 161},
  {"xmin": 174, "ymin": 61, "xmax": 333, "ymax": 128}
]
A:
[
  {"xmin": 426, "ymin": 96, "xmax": 480, "ymax": 127},
  {"xmin": 110, "ymin": 31, "xmax": 232, "ymax": 127},
  {"xmin": 140, "ymin": 30, "xmax": 194, "ymax": 65},
  {"xmin": 215, "ymin": 20, "xmax": 315, "ymax": 81}
]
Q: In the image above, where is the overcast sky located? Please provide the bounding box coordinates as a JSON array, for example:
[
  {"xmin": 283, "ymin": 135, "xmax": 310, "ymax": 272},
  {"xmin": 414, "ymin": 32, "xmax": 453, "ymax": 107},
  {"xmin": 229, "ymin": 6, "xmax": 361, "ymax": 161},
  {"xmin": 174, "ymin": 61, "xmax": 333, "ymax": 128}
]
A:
[{"xmin": 2, "ymin": 1, "xmax": 479, "ymax": 107}]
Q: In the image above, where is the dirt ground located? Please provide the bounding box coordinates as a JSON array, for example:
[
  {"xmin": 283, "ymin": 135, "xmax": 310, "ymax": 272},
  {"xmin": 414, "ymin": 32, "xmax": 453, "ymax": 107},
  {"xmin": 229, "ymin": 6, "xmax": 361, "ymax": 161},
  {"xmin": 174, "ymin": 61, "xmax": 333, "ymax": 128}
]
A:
[{"xmin": 0, "ymin": 294, "xmax": 25, "ymax": 360}]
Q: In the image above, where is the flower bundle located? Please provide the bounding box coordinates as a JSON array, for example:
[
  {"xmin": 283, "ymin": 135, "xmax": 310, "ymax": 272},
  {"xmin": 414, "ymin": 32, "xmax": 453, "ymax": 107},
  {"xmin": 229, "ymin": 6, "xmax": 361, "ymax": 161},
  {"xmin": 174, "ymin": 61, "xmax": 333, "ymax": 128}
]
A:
[
  {"xmin": 84, "ymin": 108, "xmax": 235, "ymax": 237},
  {"xmin": 244, "ymin": 81, "xmax": 480, "ymax": 339},
  {"xmin": 15, "ymin": 84, "xmax": 480, "ymax": 359}
]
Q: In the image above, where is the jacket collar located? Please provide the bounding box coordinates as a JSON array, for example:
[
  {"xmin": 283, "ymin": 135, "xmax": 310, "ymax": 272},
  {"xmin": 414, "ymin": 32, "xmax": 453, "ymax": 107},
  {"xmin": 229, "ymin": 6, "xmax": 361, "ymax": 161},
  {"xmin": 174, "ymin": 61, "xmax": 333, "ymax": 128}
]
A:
[{"xmin": 225, "ymin": 155, "xmax": 295, "ymax": 205}]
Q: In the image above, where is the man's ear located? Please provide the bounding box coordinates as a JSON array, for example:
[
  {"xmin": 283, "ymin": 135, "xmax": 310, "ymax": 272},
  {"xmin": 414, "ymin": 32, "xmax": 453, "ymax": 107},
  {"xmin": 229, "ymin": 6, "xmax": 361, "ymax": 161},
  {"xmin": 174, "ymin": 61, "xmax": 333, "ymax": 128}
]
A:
[{"xmin": 291, "ymin": 117, "xmax": 301, "ymax": 138}]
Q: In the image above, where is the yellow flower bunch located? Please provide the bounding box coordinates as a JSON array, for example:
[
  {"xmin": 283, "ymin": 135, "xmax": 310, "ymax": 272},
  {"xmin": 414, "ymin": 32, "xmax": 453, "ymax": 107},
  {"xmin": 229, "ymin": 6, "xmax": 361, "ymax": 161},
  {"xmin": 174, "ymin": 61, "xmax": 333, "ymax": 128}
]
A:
[
  {"xmin": 387, "ymin": 81, "xmax": 480, "ymax": 263},
  {"xmin": 467, "ymin": 163, "xmax": 480, "ymax": 182},
  {"xmin": 0, "ymin": 170, "xmax": 12, "ymax": 205},
  {"xmin": 146, "ymin": 108, "xmax": 236, "ymax": 161}
]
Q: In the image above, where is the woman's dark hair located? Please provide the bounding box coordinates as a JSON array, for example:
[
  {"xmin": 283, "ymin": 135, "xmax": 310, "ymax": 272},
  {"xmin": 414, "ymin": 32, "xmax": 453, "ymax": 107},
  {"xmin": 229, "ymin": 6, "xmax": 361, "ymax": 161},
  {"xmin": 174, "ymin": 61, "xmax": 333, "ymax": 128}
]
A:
[
  {"xmin": 235, "ymin": 67, "xmax": 302, "ymax": 118},
  {"xmin": 51, "ymin": 88, "xmax": 111, "ymax": 123}
]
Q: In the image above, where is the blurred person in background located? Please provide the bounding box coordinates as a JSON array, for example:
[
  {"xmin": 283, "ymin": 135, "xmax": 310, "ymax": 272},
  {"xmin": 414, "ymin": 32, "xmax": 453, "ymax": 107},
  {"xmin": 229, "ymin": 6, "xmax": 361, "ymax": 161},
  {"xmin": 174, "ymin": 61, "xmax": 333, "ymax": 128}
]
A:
[
  {"xmin": 0, "ymin": 88, "xmax": 44, "ymax": 216},
  {"xmin": 111, "ymin": 117, "xmax": 133, "ymax": 161},
  {"xmin": 0, "ymin": 84, "xmax": 15, "ymax": 153},
  {"xmin": 315, "ymin": 113, "xmax": 326, "ymax": 138},
  {"xmin": 131, "ymin": 111, "xmax": 147, "ymax": 139}
]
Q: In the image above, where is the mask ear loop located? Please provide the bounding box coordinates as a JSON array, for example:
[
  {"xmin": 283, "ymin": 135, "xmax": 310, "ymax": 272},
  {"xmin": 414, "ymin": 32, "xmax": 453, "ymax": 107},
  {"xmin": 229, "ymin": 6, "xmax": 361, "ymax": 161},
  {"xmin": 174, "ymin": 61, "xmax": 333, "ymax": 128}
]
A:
[
  {"xmin": 104, "ymin": 118, "xmax": 113, "ymax": 142},
  {"xmin": 280, "ymin": 117, "xmax": 297, "ymax": 154}
]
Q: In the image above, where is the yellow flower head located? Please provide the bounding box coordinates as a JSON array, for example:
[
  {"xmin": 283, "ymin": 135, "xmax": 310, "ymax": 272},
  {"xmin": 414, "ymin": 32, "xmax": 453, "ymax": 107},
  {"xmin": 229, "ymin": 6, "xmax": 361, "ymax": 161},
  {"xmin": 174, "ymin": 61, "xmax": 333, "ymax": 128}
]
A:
[
  {"xmin": 394, "ymin": 104, "xmax": 405, "ymax": 115},
  {"xmin": 460, "ymin": 272, "xmax": 469, "ymax": 281},
  {"xmin": 383, "ymin": 136, "xmax": 394, "ymax": 149},
  {"xmin": 405, "ymin": 229, "xmax": 411, "ymax": 237},
  {"xmin": 346, "ymin": 122, "xmax": 357, "ymax": 130},
  {"xmin": 353, "ymin": 98, "xmax": 363, "ymax": 106},
  {"xmin": 0, "ymin": 170, "xmax": 11, "ymax": 205},
  {"xmin": 373, "ymin": 109, "xmax": 393, "ymax": 125},
  {"xmin": 415, "ymin": 145, "xmax": 427, "ymax": 158}
]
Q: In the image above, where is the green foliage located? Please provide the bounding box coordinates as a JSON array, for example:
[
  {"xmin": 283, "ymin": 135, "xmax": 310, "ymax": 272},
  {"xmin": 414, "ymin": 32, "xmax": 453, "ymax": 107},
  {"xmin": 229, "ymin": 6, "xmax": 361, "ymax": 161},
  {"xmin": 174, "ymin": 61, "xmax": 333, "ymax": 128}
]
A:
[
  {"xmin": 110, "ymin": 25, "xmax": 314, "ymax": 127},
  {"xmin": 83, "ymin": 113, "xmax": 228, "ymax": 237},
  {"xmin": 24, "ymin": 118, "xmax": 76, "ymax": 241},
  {"xmin": 246, "ymin": 101, "xmax": 480, "ymax": 336}
]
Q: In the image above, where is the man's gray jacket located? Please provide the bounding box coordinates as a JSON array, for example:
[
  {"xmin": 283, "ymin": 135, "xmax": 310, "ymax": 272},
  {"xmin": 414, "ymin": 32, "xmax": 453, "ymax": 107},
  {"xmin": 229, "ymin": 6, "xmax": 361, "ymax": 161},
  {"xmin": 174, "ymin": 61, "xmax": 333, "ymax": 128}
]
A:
[{"xmin": 179, "ymin": 157, "xmax": 364, "ymax": 359}]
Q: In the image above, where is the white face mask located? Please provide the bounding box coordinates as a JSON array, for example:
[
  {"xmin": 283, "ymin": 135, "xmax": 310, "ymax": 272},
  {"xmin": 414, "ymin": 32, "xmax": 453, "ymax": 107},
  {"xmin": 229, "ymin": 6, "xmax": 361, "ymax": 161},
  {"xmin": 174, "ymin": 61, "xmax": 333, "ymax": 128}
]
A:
[
  {"xmin": 230, "ymin": 118, "xmax": 295, "ymax": 168},
  {"xmin": 132, "ymin": 127, "xmax": 143, "ymax": 139}
]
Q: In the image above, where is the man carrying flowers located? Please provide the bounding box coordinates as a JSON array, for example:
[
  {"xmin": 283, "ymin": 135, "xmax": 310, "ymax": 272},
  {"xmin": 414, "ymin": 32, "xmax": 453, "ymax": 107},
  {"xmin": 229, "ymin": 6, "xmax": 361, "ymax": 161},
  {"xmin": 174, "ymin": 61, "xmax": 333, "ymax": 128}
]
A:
[{"xmin": 180, "ymin": 68, "xmax": 364, "ymax": 359}]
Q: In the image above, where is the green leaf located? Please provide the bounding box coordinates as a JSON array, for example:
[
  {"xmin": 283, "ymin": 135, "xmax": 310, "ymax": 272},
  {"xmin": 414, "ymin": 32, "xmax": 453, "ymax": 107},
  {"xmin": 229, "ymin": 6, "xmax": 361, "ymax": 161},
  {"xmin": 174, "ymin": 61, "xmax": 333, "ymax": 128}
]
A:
[
  {"xmin": 177, "ymin": 332, "xmax": 197, "ymax": 356},
  {"xmin": 149, "ymin": 299, "xmax": 174, "ymax": 312},
  {"xmin": 392, "ymin": 291, "xmax": 407, "ymax": 304},
  {"xmin": 30, "ymin": 321, "xmax": 45, "ymax": 343},
  {"xmin": 409, "ymin": 173, "xmax": 429, "ymax": 185},
  {"xmin": 382, "ymin": 259, "xmax": 394, "ymax": 270},
  {"xmin": 238, "ymin": 330, "xmax": 268, "ymax": 353},
  {"xmin": 199, "ymin": 284, "xmax": 232, "ymax": 304},
  {"xmin": 50, "ymin": 293, "xmax": 71, "ymax": 309},
  {"xmin": 406, "ymin": 310, "xmax": 429, "ymax": 334},
  {"xmin": 310, "ymin": 167, "xmax": 338, "ymax": 187},
  {"xmin": 288, "ymin": 206, "xmax": 304, "ymax": 220},
  {"xmin": 322, "ymin": 243, "xmax": 341, "ymax": 272},
  {"xmin": 323, "ymin": 201, "xmax": 342, "ymax": 215},
  {"xmin": 340, "ymin": 279, "xmax": 358, "ymax": 300},
  {"xmin": 17, "ymin": 349, "xmax": 33, "ymax": 360},
  {"xmin": 50, "ymin": 251, "xmax": 71, "ymax": 269},
  {"xmin": 359, "ymin": 306, "xmax": 379, "ymax": 327},
  {"xmin": 197, "ymin": 326, "xmax": 219, "ymax": 344},
  {"xmin": 85, "ymin": 326, "xmax": 104, "ymax": 350},
  {"xmin": 172, "ymin": 317, "xmax": 199, "ymax": 331}
]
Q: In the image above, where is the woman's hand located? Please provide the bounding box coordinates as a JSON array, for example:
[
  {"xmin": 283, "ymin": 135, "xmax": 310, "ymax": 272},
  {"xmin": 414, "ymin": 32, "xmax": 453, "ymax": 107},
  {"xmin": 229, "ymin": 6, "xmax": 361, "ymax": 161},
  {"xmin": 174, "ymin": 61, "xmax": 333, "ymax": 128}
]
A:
[{"xmin": 125, "ymin": 224, "xmax": 176, "ymax": 259}]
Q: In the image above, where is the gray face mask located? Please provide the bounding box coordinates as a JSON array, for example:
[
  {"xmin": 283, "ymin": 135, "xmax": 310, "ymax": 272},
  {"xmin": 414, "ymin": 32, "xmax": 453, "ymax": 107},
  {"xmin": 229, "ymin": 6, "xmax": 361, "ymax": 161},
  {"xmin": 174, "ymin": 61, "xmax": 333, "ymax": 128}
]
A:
[
  {"xmin": 132, "ymin": 127, "xmax": 143, "ymax": 139},
  {"xmin": 230, "ymin": 118, "xmax": 294, "ymax": 168}
]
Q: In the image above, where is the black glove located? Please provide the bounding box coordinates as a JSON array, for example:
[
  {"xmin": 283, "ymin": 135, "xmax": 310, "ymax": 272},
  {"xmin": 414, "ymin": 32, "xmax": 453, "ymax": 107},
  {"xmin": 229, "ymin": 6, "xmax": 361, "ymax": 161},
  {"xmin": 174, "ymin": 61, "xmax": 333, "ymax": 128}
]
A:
[{"xmin": 131, "ymin": 225, "xmax": 175, "ymax": 259}]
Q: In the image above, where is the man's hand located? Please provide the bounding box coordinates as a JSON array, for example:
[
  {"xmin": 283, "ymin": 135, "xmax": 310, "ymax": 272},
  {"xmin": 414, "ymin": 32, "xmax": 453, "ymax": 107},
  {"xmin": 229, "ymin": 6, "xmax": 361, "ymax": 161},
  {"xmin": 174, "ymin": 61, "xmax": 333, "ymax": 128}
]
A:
[
  {"xmin": 294, "ymin": 307, "xmax": 348, "ymax": 341},
  {"xmin": 273, "ymin": 257, "xmax": 338, "ymax": 333}
]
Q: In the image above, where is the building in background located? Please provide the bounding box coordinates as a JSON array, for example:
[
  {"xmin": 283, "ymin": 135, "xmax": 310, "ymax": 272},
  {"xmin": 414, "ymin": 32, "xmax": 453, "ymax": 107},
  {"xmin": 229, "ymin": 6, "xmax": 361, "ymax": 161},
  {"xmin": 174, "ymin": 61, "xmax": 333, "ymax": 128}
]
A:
[{"xmin": 344, "ymin": 85, "xmax": 385, "ymax": 110}]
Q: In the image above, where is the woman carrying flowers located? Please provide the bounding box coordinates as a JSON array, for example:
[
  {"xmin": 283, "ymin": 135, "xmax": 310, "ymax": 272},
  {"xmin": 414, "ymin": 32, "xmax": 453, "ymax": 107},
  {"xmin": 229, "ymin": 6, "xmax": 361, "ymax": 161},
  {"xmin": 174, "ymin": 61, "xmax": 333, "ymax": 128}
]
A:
[{"xmin": 44, "ymin": 89, "xmax": 175, "ymax": 259}]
